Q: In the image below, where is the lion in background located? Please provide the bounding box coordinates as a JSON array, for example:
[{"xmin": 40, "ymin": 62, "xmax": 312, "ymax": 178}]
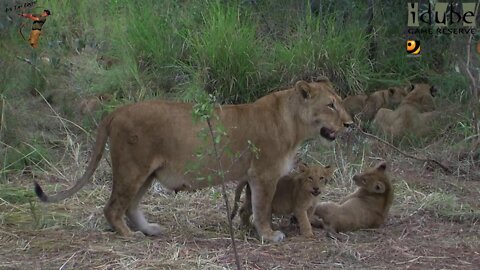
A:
[
  {"xmin": 230, "ymin": 163, "xmax": 335, "ymax": 238},
  {"xmin": 312, "ymin": 161, "xmax": 393, "ymax": 233},
  {"xmin": 361, "ymin": 85, "xmax": 411, "ymax": 121},
  {"xmin": 343, "ymin": 85, "xmax": 411, "ymax": 121},
  {"xmin": 34, "ymin": 79, "xmax": 352, "ymax": 242},
  {"xmin": 373, "ymin": 83, "xmax": 438, "ymax": 139},
  {"xmin": 342, "ymin": 94, "xmax": 368, "ymax": 117}
]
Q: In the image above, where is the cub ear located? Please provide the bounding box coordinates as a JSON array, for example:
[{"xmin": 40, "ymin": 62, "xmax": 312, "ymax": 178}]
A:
[
  {"xmin": 324, "ymin": 165, "xmax": 335, "ymax": 176},
  {"xmin": 375, "ymin": 161, "xmax": 387, "ymax": 172},
  {"xmin": 295, "ymin": 80, "xmax": 312, "ymax": 99},
  {"xmin": 373, "ymin": 181, "xmax": 386, "ymax": 193},
  {"xmin": 430, "ymin": 86, "xmax": 437, "ymax": 97},
  {"xmin": 408, "ymin": 84, "xmax": 415, "ymax": 92},
  {"xmin": 388, "ymin": 88, "xmax": 395, "ymax": 96},
  {"xmin": 298, "ymin": 162, "xmax": 308, "ymax": 173}
]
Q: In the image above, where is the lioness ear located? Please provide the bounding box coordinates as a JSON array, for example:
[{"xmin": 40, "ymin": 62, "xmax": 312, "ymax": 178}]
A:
[
  {"xmin": 373, "ymin": 181, "xmax": 386, "ymax": 193},
  {"xmin": 375, "ymin": 161, "xmax": 387, "ymax": 172},
  {"xmin": 430, "ymin": 86, "xmax": 437, "ymax": 97},
  {"xmin": 295, "ymin": 80, "xmax": 312, "ymax": 99}
]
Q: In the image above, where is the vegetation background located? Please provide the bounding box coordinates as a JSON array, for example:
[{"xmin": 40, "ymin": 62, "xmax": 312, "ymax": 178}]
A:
[{"xmin": 0, "ymin": 0, "xmax": 479, "ymax": 269}]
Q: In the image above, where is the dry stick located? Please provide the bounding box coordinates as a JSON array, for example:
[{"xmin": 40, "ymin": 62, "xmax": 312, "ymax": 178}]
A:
[
  {"xmin": 466, "ymin": 32, "xmax": 479, "ymax": 137},
  {"xmin": 206, "ymin": 118, "xmax": 242, "ymax": 270},
  {"xmin": 15, "ymin": 56, "xmax": 49, "ymax": 84},
  {"xmin": 465, "ymin": 1, "xmax": 480, "ymax": 161},
  {"xmin": 354, "ymin": 125, "xmax": 456, "ymax": 174}
]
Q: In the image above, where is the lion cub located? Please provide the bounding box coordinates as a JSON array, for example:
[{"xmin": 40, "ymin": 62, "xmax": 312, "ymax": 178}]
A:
[
  {"xmin": 343, "ymin": 94, "xmax": 368, "ymax": 117},
  {"xmin": 312, "ymin": 161, "xmax": 393, "ymax": 233},
  {"xmin": 231, "ymin": 163, "xmax": 334, "ymax": 238},
  {"xmin": 343, "ymin": 85, "xmax": 411, "ymax": 121},
  {"xmin": 373, "ymin": 83, "xmax": 437, "ymax": 139},
  {"xmin": 361, "ymin": 85, "xmax": 411, "ymax": 121}
]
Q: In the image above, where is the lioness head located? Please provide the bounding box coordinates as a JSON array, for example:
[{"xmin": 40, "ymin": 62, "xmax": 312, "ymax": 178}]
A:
[
  {"xmin": 294, "ymin": 80, "xmax": 353, "ymax": 141},
  {"xmin": 352, "ymin": 161, "xmax": 390, "ymax": 194},
  {"xmin": 403, "ymin": 83, "xmax": 437, "ymax": 112},
  {"xmin": 297, "ymin": 163, "xmax": 335, "ymax": 196}
]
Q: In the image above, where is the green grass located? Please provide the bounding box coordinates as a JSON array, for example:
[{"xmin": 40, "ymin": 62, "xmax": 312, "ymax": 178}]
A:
[
  {"xmin": 0, "ymin": 0, "xmax": 474, "ymax": 175},
  {"xmin": 421, "ymin": 192, "xmax": 480, "ymax": 223}
]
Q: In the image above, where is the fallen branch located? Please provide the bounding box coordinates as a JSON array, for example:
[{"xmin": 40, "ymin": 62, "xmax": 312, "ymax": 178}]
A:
[{"xmin": 354, "ymin": 125, "xmax": 458, "ymax": 175}]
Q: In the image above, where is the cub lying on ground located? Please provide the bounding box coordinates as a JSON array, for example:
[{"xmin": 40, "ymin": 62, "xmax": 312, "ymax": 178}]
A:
[
  {"xmin": 312, "ymin": 161, "xmax": 393, "ymax": 233},
  {"xmin": 373, "ymin": 83, "xmax": 437, "ymax": 139},
  {"xmin": 231, "ymin": 163, "xmax": 334, "ymax": 237}
]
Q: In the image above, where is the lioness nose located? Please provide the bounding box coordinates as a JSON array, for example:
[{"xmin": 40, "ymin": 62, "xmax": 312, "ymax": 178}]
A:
[
  {"xmin": 344, "ymin": 122, "xmax": 353, "ymax": 128},
  {"xmin": 313, "ymin": 187, "xmax": 319, "ymax": 192}
]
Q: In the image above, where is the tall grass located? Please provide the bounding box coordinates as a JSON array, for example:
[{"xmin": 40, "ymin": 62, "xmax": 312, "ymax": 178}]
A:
[
  {"xmin": 0, "ymin": 0, "xmax": 472, "ymax": 174},
  {"xmin": 182, "ymin": 0, "xmax": 263, "ymax": 103}
]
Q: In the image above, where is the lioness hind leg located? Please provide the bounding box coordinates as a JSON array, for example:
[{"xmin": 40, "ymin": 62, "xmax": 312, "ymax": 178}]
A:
[
  {"xmin": 126, "ymin": 175, "xmax": 164, "ymax": 236},
  {"xmin": 104, "ymin": 168, "xmax": 150, "ymax": 237}
]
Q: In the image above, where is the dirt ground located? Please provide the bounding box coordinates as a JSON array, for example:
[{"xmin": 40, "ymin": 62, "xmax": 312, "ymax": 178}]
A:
[{"xmin": 0, "ymin": 137, "xmax": 479, "ymax": 270}]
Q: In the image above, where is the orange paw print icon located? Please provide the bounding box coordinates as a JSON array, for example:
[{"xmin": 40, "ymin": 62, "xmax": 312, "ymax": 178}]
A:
[{"xmin": 406, "ymin": 40, "xmax": 421, "ymax": 55}]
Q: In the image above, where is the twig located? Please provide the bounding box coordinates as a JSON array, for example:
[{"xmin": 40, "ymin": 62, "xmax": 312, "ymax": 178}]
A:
[
  {"xmin": 206, "ymin": 118, "xmax": 242, "ymax": 270},
  {"xmin": 465, "ymin": 0, "xmax": 480, "ymax": 136},
  {"xmin": 354, "ymin": 125, "xmax": 456, "ymax": 174},
  {"xmin": 15, "ymin": 56, "xmax": 49, "ymax": 84}
]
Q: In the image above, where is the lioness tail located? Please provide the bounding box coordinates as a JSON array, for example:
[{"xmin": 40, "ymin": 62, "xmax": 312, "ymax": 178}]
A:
[
  {"xmin": 230, "ymin": 181, "xmax": 248, "ymax": 220},
  {"xmin": 34, "ymin": 114, "xmax": 113, "ymax": 202}
]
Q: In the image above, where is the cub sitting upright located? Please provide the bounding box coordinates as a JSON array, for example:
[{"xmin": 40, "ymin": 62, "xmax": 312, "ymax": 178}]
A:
[
  {"xmin": 312, "ymin": 161, "xmax": 393, "ymax": 233},
  {"xmin": 231, "ymin": 163, "xmax": 334, "ymax": 238}
]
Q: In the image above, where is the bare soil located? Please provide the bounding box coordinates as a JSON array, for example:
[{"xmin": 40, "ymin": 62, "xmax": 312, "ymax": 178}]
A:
[{"xmin": 1, "ymin": 140, "xmax": 479, "ymax": 270}]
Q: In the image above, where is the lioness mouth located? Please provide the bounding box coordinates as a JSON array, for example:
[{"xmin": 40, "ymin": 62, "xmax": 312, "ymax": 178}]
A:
[
  {"xmin": 311, "ymin": 191, "xmax": 321, "ymax": 196},
  {"xmin": 320, "ymin": 127, "xmax": 336, "ymax": 141}
]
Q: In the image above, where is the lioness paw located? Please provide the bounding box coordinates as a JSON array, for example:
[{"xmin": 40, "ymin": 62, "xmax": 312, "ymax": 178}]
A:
[
  {"xmin": 141, "ymin": 223, "xmax": 164, "ymax": 236},
  {"xmin": 262, "ymin": 230, "xmax": 285, "ymax": 243}
]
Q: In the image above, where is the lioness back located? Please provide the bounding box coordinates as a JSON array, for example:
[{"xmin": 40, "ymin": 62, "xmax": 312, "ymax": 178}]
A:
[{"xmin": 313, "ymin": 161, "xmax": 393, "ymax": 233}]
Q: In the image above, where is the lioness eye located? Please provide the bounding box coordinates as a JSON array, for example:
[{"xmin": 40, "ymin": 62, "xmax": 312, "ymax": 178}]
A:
[
  {"xmin": 327, "ymin": 102, "xmax": 335, "ymax": 109},
  {"xmin": 308, "ymin": 177, "xmax": 313, "ymax": 181}
]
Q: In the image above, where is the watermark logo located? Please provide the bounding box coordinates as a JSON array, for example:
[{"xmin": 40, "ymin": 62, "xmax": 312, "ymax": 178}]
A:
[
  {"xmin": 408, "ymin": 2, "xmax": 477, "ymax": 27},
  {"xmin": 407, "ymin": 2, "xmax": 477, "ymax": 35},
  {"xmin": 406, "ymin": 40, "xmax": 421, "ymax": 56}
]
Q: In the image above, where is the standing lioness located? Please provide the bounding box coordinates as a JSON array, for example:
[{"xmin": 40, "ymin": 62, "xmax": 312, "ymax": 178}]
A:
[{"xmin": 34, "ymin": 79, "xmax": 352, "ymax": 242}]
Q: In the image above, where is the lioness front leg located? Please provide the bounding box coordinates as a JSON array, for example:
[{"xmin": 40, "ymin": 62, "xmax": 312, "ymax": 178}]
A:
[
  {"xmin": 249, "ymin": 178, "xmax": 285, "ymax": 242},
  {"xmin": 295, "ymin": 208, "xmax": 314, "ymax": 238}
]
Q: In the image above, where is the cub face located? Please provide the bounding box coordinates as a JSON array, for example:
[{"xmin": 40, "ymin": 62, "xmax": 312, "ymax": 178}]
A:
[
  {"xmin": 404, "ymin": 83, "xmax": 437, "ymax": 112},
  {"xmin": 352, "ymin": 161, "xmax": 389, "ymax": 194},
  {"xmin": 294, "ymin": 80, "xmax": 353, "ymax": 141},
  {"xmin": 387, "ymin": 86, "xmax": 409, "ymax": 108},
  {"xmin": 297, "ymin": 163, "xmax": 335, "ymax": 197}
]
